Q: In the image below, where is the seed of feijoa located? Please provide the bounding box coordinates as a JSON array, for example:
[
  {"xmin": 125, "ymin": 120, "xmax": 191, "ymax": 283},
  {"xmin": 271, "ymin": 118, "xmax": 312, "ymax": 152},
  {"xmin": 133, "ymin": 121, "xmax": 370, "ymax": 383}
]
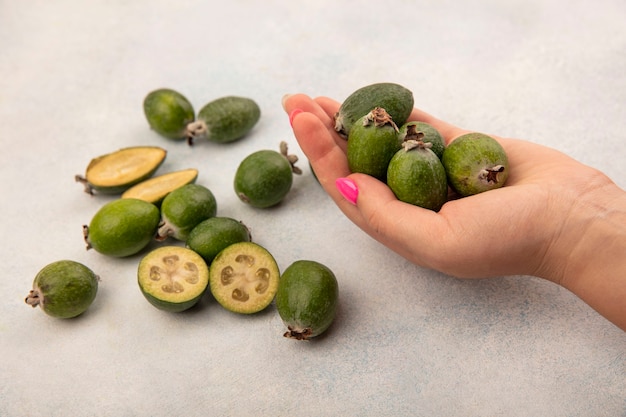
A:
[
  {"xmin": 157, "ymin": 184, "xmax": 217, "ymax": 241},
  {"xmin": 25, "ymin": 260, "xmax": 99, "ymax": 319}
]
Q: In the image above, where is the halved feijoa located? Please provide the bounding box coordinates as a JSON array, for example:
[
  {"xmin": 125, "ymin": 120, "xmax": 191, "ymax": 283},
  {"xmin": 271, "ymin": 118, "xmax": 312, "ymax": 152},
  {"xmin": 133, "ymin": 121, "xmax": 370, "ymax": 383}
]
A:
[
  {"xmin": 347, "ymin": 107, "xmax": 402, "ymax": 182},
  {"xmin": 442, "ymin": 132, "xmax": 509, "ymax": 197},
  {"xmin": 186, "ymin": 96, "xmax": 261, "ymax": 145},
  {"xmin": 25, "ymin": 260, "xmax": 99, "ymax": 319},
  {"xmin": 398, "ymin": 121, "xmax": 445, "ymax": 159},
  {"xmin": 275, "ymin": 260, "xmax": 339, "ymax": 340},
  {"xmin": 138, "ymin": 246, "xmax": 209, "ymax": 312},
  {"xmin": 84, "ymin": 198, "xmax": 160, "ymax": 257},
  {"xmin": 209, "ymin": 242, "xmax": 279, "ymax": 314},
  {"xmin": 121, "ymin": 168, "xmax": 198, "ymax": 205},
  {"xmin": 234, "ymin": 141, "xmax": 301, "ymax": 208},
  {"xmin": 144, "ymin": 88, "xmax": 195, "ymax": 140},
  {"xmin": 334, "ymin": 82, "xmax": 414, "ymax": 138},
  {"xmin": 157, "ymin": 184, "xmax": 217, "ymax": 241},
  {"xmin": 186, "ymin": 217, "xmax": 251, "ymax": 265},
  {"xmin": 387, "ymin": 139, "xmax": 448, "ymax": 211},
  {"xmin": 75, "ymin": 146, "xmax": 167, "ymax": 195}
]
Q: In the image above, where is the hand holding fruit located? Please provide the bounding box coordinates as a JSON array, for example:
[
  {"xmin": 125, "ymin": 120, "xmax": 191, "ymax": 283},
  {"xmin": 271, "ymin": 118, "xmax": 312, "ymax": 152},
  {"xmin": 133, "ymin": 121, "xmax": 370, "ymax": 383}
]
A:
[{"xmin": 283, "ymin": 93, "xmax": 626, "ymax": 331}]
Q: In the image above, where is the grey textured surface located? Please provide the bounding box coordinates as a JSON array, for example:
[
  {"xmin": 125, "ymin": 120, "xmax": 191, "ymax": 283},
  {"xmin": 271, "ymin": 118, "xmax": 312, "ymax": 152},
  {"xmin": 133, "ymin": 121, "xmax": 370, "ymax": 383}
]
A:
[{"xmin": 1, "ymin": 1, "xmax": 625, "ymax": 416}]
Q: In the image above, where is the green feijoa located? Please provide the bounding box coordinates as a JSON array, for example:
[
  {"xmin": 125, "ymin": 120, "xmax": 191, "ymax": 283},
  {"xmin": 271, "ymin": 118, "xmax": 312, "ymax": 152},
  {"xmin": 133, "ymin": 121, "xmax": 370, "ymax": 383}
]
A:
[
  {"xmin": 157, "ymin": 184, "xmax": 217, "ymax": 241},
  {"xmin": 25, "ymin": 260, "xmax": 99, "ymax": 319},
  {"xmin": 347, "ymin": 107, "xmax": 402, "ymax": 182},
  {"xmin": 276, "ymin": 260, "xmax": 339, "ymax": 340},
  {"xmin": 186, "ymin": 217, "xmax": 251, "ymax": 265},
  {"xmin": 75, "ymin": 146, "xmax": 167, "ymax": 195},
  {"xmin": 387, "ymin": 140, "xmax": 448, "ymax": 211},
  {"xmin": 234, "ymin": 141, "xmax": 301, "ymax": 208},
  {"xmin": 398, "ymin": 121, "xmax": 445, "ymax": 159},
  {"xmin": 209, "ymin": 242, "xmax": 280, "ymax": 314},
  {"xmin": 144, "ymin": 88, "xmax": 195, "ymax": 140},
  {"xmin": 186, "ymin": 96, "xmax": 261, "ymax": 145},
  {"xmin": 442, "ymin": 132, "xmax": 509, "ymax": 197},
  {"xmin": 138, "ymin": 246, "xmax": 209, "ymax": 313},
  {"xmin": 334, "ymin": 82, "xmax": 414, "ymax": 138},
  {"xmin": 84, "ymin": 198, "xmax": 160, "ymax": 257}
]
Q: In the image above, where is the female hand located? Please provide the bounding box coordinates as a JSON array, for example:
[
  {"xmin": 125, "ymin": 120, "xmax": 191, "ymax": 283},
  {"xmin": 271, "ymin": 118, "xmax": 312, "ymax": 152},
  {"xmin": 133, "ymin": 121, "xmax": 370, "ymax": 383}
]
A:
[{"xmin": 283, "ymin": 93, "xmax": 626, "ymax": 330}]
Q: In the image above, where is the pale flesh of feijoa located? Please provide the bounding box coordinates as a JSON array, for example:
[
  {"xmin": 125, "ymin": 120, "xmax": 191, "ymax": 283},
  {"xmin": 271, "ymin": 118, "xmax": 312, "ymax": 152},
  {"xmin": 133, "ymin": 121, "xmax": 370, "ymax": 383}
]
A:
[
  {"xmin": 209, "ymin": 242, "xmax": 280, "ymax": 314},
  {"xmin": 275, "ymin": 260, "xmax": 339, "ymax": 340},
  {"xmin": 121, "ymin": 168, "xmax": 199, "ymax": 205},
  {"xmin": 75, "ymin": 146, "xmax": 167, "ymax": 195},
  {"xmin": 25, "ymin": 260, "xmax": 99, "ymax": 319},
  {"xmin": 138, "ymin": 246, "xmax": 209, "ymax": 312}
]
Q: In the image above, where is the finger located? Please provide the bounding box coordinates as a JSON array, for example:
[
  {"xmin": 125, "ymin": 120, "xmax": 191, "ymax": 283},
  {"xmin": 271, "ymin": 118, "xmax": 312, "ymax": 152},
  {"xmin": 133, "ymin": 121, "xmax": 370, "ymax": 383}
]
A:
[
  {"xmin": 313, "ymin": 96, "xmax": 341, "ymax": 120},
  {"xmin": 282, "ymin": 93, "xmax": 334, "ymax": 127}
]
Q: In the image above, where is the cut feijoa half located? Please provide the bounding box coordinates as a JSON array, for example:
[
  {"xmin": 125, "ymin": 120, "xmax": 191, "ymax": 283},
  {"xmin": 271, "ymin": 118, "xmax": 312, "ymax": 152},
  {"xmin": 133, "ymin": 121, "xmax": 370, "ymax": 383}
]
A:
[
  {"xmin": 121, "ymin": 168, "xmax": 198, "ymax": 205},
  {"xmin": 75, "ymin": 146, "xmax": 167, "ymax": 195},
  {"xmin": 138, "ymin": 246, "xmax": 209, "ymax": 312},
  {"xmin": 209, "ymin": 242, "xmax": 279, "ymax": 314}
]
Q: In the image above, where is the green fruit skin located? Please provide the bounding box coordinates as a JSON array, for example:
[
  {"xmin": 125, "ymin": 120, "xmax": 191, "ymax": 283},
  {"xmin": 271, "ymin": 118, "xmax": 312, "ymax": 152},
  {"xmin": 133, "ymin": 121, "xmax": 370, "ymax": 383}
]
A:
[
  {"xmin": 387, "ymin": 146, "xmax": 448, "ymax": 211},
  {"xmin": 140, "ymin": 291, "xmax": 204, "ymax": 313},
  {"xmin": 144, "ymin": 89, "xmax": 195, "ymax": 140},
  {"xmin": 197, "ymin": 96, "xmax": 261, "ymax": 143},
  {"xmin": 442, "ymin": 133, "xmax": 509, "ymax": 197},
  {"xmin": 347, "ymin": 114, "xmax": 402, "ymax": 182},
  {"xmin": 159, "ymin": 184, "xmax": 217, "ymax": 241},
  {"xmin": 234, "ymin": 150, "xmax": 293, "ymax": 208},
  {"xmin": 30, "ymin": 260, "xmax": 98, "ymax": 318},
  {"xmin": 186, "ymin": 217, "xmax": 251, "ymax": 264},
  {"xmin": 398, "ymin": 121, "xmax": 445, "ymax": 160},
  {"xmin": 87, "ymin": 198, "xmax": 160, "ymax": 257},
  {"xmin": 275, "ymin": 260, "xmax": 339, "ymax": 339},
  {"xmin": 335, "ymin": 82, "xmax": 414, "ymax": 138}
]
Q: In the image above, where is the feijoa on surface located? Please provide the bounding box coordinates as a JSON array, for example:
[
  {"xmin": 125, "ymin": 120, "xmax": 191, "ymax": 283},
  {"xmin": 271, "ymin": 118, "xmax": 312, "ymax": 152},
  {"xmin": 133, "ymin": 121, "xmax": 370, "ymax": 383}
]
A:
[
  {"xmin": 186, "ymin": 96, "xmax": 260, "ymax": 145},
  {"xmin": 234, "ymin": 141, "xmax": 301, "ymax": 208},
  {"xmin": 84, "ymin": 198, "xmax": 160, "ymax": 257},
  {"xmin": 157, "ymin": 184, "xmax": 217, "ymax": 241},
  {"xmin": 25, "ymin": 260, "xmax": 99, "ymax": 319},
  {"xmin": 186, "ymin": 217, "xmax": 251, "ymax": 265},
  {"xmin": 121, "ymin": 168, "xmax": 198, "ymax": 205},
  {"xmin": 75, "ymin": 146, "xmax": 167, "ymax": 195},
  {"xmin": 442, "ymin": 132, "xmax": 509, "ymax": 197},
  {"xmin": 346, "ymin": 107, "xmax": 402, "ymax": 182},
  {"xmin": 387, "ymin": 139, "xmax": 448, "ymax": 211},
  {"xmin": 144, "ymin": 88, "xmax": 195, "ymax": 140},
  {"xmin": 209, "ymin": 242, "xmax": 280, "ymax": 314},
  {"xmin": 334, "ymin": 82, "xmax": 414, "ymax": 138},
  {"xmin": 398, "ymin": 121, "xmax": 445, "ymax": 159},
  {"xmin": 275, "ymin": 260, "xmax": 339, "ymax": 340},
  {"xmin": 138, "ymin": 246, "xmax": 209, "ymax": 312}
]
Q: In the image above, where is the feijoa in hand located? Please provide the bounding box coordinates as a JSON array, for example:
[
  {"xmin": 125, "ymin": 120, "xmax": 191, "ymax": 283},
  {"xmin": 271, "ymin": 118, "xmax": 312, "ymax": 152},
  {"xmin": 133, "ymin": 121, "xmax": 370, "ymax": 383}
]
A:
[
  {"xmin": 442, "ymin": 133, "xmax": 509, "ymax": 197},
  {"xmin": 398, "ymin": 121, "xmax": 445, "ymax": 159},
  {"xmin": 138, "ymin": 246, "xmax": 209, "ymax": 312},
  {"xmin": 157, "ymin": 184, "xmax": 217, "ymax": 241},
  {"xmin": 186, "ymin": 96, "xmax": 260, "ymax": 145},
  {"xmin": 234, "ymin": 141, "xmax": 301, "ymax": 208},
  {"xmin": 84, "ymin": 198, "xmax": 160, "ymax": 257},
  {"xmin": 347, "ymin": 107, "xmax": 401, "ymax": 182},
  {"xmin": 186, "ymin": 217, "xmax": 251, "ymax": 265},
  {"xmin": 387, "ymin": 139, "xmax": 448, "ymax": 211},
  {"xmin": 25, "ymin": 260, "xmax": 99, "ymax": 319},
  {"xmin": 334, "ymin": 82, "xmax": 414, "ymax": 138},
  {"xmin": 144, "ymin": 88, "xmax": 195, "ymax": 140},
  {"xmin": 276, "ymin": 260, "xmax": 339, "ymax": 340},
  {"xmin": 209, "ymin": 242, "xmax": 280, "ymax": 314}
]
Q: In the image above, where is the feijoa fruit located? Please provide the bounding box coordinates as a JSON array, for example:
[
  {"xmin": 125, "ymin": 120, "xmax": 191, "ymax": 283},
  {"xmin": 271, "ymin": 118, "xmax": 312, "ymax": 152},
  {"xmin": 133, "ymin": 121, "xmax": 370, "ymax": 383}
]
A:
[
  {"xmin": 157, "ymin": 184, "xmax": 217, "ymax": 241},
  {"xmin": 121, "ymin": 168, "xmax": 198, "ymax": 205},
  {"xmin": 442, "ymin": 133, "xmax": 509, "ymax": 197},
  {"xmin": 275, "ymin": 260, "xmax": 339, "ymax": 340},
  {"xmin": 186, "ymin": 217, "xmax": 251, "ymax": 265},
  {"xmin": 84, "ymin": 198, "xmax": 160, "ymax": 257},
  {"xmin": 138, "ymin": 246, "xmax": 209, "ymax": 312},
  {"xmin": 25, "ymin": 260, "xmax": 99, "ymax": 319},
  {"xmin": 144, "ymin": 88, "xmax": 195, "ymax": 140},
  {"xmin": 209, "ymin": 242, "xmax": 280, "ymax": 314},
  {"xmin": 398, "ymin": 121, "xmax": 445, "ymax": 159}
]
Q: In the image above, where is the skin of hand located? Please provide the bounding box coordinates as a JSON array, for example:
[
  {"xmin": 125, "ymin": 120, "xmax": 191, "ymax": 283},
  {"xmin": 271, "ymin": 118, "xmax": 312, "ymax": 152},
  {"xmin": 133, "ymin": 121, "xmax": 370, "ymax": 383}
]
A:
[{"xmin": 283, "ymin": 93, "xmax": 626, "ymax": 331}]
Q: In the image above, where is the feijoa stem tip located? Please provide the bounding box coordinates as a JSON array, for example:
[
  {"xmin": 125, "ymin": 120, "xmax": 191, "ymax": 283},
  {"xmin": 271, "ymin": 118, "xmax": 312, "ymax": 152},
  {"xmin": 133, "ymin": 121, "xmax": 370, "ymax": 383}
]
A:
[
  {"xmin": 283, "ymin": 326, "xmax": 314, "ymax": 341},
  {"xmin": 279, "ymin": 141, "xmax": 302, "ymax": 175},
  {"xmin": 185, "ymin": 120, "xmax": 208, "ymax": 145},
  {"xmin": 25, "ymin": 290, "xmax": 40, "ymax": 307}
]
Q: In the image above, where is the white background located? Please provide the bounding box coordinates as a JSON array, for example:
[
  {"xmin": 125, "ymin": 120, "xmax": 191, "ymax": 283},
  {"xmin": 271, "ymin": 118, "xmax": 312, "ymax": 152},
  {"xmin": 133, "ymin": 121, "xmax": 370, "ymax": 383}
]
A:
[{"xmin": 1, "ymin": 1, "xmax": 625, "ymax": 416}]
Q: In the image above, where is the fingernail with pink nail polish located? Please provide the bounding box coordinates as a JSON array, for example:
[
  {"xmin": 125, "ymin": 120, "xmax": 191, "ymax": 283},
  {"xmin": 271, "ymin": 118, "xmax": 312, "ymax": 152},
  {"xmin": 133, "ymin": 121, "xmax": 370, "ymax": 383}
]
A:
[
  {"xmin": 335, "ymin": 177, "xmax": 358, "ymax": 205},
  {"xmin": 288, "ymin": 108, "xmax": 303, "ymax": 127}
]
